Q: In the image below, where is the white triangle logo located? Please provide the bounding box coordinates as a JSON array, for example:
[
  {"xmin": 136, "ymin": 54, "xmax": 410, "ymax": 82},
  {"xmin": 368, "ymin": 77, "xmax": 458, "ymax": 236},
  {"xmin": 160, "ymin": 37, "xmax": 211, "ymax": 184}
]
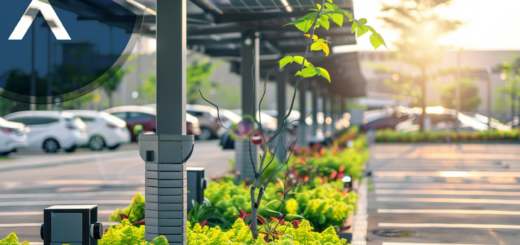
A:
[{"xmin": 9, "ymin": 0, "xmax": 71, "ymax": 40}]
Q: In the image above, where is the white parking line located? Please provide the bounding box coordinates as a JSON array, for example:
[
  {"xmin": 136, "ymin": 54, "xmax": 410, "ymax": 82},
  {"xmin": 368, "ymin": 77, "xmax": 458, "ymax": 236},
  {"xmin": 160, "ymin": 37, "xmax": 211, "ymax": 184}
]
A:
[
  {"xmin": 0, "ymin": 222, "xmax": 119, "ymax": 227},
  {"xmin": 377, "ymin": 209, "xmax": 520, "ymax": 215},
  {"xmin": 377, "ymin": 197, "xmax": 520, "ymax": 204},
  {"xmin": 373, "ymin": 183, "xmax": 520, "ymax": 190},
  {"xmin": 0, "ymin": 191, "xmax": 138, "ymax": 199},
  {"xmin": 382, "ymin": 243, "xmax": 493, "ymax": 245},
  {"xmin": 373, "ymin": 171, "xmax": 520, "ymax": 178},
  {"xmin": 0, "ymin": 200, "xmax": 131, "ymax": 206},
  {"xmin": 375, "ymin": 189, "xmax": 520, "ymax": 196},
  {"xmin": 379, "ymin": 223, "xmax": 520, "ymax": 229},
  {"xmin": 0, "ymin": 210, "xmax": 114, "ymax": 216}
]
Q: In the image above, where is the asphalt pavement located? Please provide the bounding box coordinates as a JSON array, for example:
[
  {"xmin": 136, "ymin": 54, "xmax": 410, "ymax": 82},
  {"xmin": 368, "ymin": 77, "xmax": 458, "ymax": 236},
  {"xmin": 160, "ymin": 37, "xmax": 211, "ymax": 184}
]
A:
[
  {"xmin": 0, "ymin": 140, "xmax": 233, "ymax": 244},
  {"xmin": 367, "ymin": 144, "xmax": 520, "ymax": 245}
]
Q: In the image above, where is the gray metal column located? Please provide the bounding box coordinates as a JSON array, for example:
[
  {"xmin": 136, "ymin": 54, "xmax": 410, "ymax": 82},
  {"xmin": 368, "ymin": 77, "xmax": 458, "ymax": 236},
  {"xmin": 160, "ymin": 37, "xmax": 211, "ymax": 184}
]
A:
[
  {"xmin": 235, "ymin": 30, "xmax": 260, "ymax": 181},
  {"xmin": 333, "ymin": 94, "xmax": 341, "ymax": 135},
  {"xmin": 311, "ymin": 81, "xmax": 319, "ymax": 139},
  {"xmin": 275, "ymin": 68, "xmax": 287, "ymax": 162},
  {"xmin": 321, "ymin": 88, "xmax": 328, "ymax": 135},
  {"xmin": 297, "ymin": 81, "xmax": 308, "ymax": 146},
  {"xmin": 140, "ymin": 1, "xmax": 193, "ymax": 245}
]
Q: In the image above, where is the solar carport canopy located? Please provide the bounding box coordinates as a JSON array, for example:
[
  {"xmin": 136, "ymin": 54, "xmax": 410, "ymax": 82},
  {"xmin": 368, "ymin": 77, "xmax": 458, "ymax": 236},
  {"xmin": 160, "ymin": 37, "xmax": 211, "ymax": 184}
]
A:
[{"xmin": 50, "ymin": 0, "xmax": 366, "ymax": 98}]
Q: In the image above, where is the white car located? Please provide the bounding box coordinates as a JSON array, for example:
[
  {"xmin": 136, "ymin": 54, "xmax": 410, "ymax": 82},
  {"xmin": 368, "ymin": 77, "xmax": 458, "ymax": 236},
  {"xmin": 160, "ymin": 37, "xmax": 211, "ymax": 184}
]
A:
[
  {"xmin": 0, "ymin": 117, "xmax": 27, "ymax": 156},
  {"xmin": 65, "ymin": 110, "xmax": 131, "ymax": 151},
  {"xmin": 4, "ymin": 111, "xmax": 88, "ymax": 153}
]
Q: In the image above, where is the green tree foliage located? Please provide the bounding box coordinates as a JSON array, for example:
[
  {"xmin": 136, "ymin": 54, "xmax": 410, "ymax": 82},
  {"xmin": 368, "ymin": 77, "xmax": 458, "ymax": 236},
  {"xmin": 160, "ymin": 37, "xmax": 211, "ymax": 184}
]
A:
[
  {"xmin": 440, "ymin": 78, "xmax": 481, "ymax": 112},
  {"xmin": 496, "ymin": 54, "xmax": 520, "ymax": 120},
  {"xmin": 97, "ymin": 64, "xmax": 136, "ymax": 108},
  {"xmin": 140, "ymin": 56, "xmax": 221, "ymax": 104},
  {"xmin": 379, "ymin": 0, "xmax": 463, "ymax": 130}
]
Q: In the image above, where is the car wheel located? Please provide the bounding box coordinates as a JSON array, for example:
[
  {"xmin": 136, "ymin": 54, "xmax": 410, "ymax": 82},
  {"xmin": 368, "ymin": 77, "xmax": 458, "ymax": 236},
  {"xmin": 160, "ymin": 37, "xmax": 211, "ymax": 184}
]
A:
[
  {"xmin": 89, "ymin": 136, "xmax": 105, "ymax": 151},
  {"xmin": 197, "ymin": 127, "xmax": 213, "ymax": 141},
  {"xmin": 43, "ymin": 139, "xmax": 60, "ymax": 153},
  {"xmin": 107, "ymin": 144, "xmax": 120, "ymax": 151},
  {"xmin": 64, "ymin": 145, "xmax": 77, "ymax": 153}
]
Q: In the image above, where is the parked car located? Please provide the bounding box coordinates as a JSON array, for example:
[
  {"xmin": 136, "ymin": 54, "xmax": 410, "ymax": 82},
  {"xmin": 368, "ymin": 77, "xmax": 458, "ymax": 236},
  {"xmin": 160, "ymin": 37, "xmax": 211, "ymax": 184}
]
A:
[
  {"xmin": 360, "ymin": 113, "xmax": 410, "ymax": 132},
  {"xmin": 507, "ymin": 117, "xmax": 519, "ymax": 128},
  {"xmin": 104, "ymin": 106, "xmax": 201, "ymax": 142},
  {"xmin": 3, "ymin": 111, "xmax": 88, "ymax": 153},
  {"xmin": 186, "ymin": 105, "xmax": 220, "ymax": 140},
  {"xmin": 65, "ymin": 110, "xmax": 131, "ymax": 151},
  {"xmin": 0, "ymin": 117, "xmax": 27, "ymax": 156}
]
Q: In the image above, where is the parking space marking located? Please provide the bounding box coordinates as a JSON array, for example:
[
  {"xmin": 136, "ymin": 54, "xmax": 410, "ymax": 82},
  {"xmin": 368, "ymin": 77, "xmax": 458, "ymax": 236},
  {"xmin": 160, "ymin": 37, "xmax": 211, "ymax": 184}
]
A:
[
  {"xmin": 377, "ymin": 209, "xmax": 520, "ymax": 215},
  {"xmin": 375, "ymin": 189, "xmax": 520, "ymax": 196},
  {"xmin": 382, "ymin": 243, "xmax": 493, "ymax": 245},
  {"xmin": 377, "ymin": 197, "xmax": 520, "ymax": 204},
  {"xmin": 0, "ymin": 200, "xmax": 131, "ymax": 206},
  {"xmin": 373, "ymin": 183, "xmax": 520, "ymax": 190},
  {"xmin": 379, "ymin": 223, "xmax": 520, "ymax": 229}
]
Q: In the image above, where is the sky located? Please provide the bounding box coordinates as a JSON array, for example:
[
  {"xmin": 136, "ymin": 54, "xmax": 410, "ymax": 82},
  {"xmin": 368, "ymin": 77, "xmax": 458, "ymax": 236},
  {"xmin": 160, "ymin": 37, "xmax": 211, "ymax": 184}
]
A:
[{"xmin": 335, "ymin": 0, "xmax": 520, "ymax": 52}]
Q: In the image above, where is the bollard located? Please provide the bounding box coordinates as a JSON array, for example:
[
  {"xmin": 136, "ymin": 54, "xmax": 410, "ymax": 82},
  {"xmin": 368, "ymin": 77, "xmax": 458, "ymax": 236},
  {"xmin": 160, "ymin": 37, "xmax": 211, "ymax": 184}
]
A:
[
  {"xmin": 41, "ymin": 205, "xmax": 103, "ymax": 245},
  {"xmin": 139, "ymin": 134, "xmax": 194, "ymax": 245}
]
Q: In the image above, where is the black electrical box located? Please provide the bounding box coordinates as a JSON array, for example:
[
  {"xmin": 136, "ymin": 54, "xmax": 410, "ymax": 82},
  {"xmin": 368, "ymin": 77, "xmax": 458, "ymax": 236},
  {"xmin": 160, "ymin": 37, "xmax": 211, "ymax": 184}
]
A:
[
  {"xmin": 41, "ymin": 205, "xmax": 103, "ymax": 245},
  {"xmin": 187, "ymin": 167, "xmax": 207, "ymax": 210}
]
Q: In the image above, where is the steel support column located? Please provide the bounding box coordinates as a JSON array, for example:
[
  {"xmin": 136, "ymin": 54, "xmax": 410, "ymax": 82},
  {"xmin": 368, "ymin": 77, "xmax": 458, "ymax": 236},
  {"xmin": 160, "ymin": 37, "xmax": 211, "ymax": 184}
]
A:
[
  {"xmin": 141, "ymin": 1, "xmax": 193, "ymax": 244},
  {"xmin": 297, "ymin": 81, "xmax": 308, "ymax": 146},
  {"xmin": 275, "ymin": 68, "xmax": 288, "ymax": 162},
  {"xmin": 235, "ymin": 30, "xmax": 260, "ymax": 181},
  {"xmin": 321, "ymin": 88, "xmax": 327, "ymax": 134},
  {"xmin": 311, "ymin": 81, "xmax": 319, "ymax": 139},
  {"xmin": 322, "ymin": 88, "xmax": 331, "ymax": 136}
]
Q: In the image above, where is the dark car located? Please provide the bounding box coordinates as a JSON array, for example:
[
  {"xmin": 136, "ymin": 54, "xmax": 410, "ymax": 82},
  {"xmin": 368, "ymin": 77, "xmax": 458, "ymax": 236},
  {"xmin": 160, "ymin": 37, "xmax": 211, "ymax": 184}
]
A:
[
  {"xmin": 104, "ymin": 106, "xmax": 201, "ymax": 142},
  {"xmin": 360, "ymin": 114, "xmax": 410, "ymax": 131}
]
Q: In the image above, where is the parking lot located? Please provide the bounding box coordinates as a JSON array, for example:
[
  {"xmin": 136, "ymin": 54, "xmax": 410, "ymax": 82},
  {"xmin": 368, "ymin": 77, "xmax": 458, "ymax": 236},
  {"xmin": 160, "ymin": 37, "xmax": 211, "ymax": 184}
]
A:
[{"xmin": 0, "ymin": 140, "xmax": 232, "ymax": 243}]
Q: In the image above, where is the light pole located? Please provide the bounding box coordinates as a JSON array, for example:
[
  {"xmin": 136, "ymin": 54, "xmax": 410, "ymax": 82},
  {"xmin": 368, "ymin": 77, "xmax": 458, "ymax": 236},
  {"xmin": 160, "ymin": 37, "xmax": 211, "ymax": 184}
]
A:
[
  {"xmin": 139, "ymin": 1, "xmax": 193, "ymax": 244},
  {"xmin": 486, "ymin": 67, "xmax": 492, "ymax": 131}
]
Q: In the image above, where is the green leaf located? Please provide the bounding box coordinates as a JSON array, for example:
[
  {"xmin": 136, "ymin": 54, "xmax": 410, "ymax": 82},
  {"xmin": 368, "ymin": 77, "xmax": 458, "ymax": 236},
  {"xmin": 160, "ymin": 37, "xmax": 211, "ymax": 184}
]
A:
[
  {"xmin": 292, "ymin": 56, "xmax": 314, "ymax": 68},
  {"xmin": 351, "ymin": 21, "xmax": 358, "ymax": 34},
  {"xmin": 359, "ymin": 18, "xmax": 368, "ymax": 25},
  {"xmin": 317, "ymin": 18, "xmax": 330, "ymax": 30},
  {"xmin": 325, "ymin": 3, "xmax": 336, "ymax": 10},
  {"xmin": 316, "ymin": 3, "xmax": 321, "ymax": 10},
  {"xmin": 284, "ymin": 13, "xmax": 317, "ymax": 26},
  {"xmin": 357, "ymin": 25, "xmax": 368, "ymax": 37},
  {"xmin": 365, "ymin": 25, "xmax": 377, "ymax": 34},
  {"xmin": 311, "ymin": 42, "xmax": 323, "ymax": 51},
  {"xmin": 370, "ymin": 33, "xmax": 381, "ymax": 49},
  {"xmin": 295, "ymin": 67, "xmax": 318, "ymax": 78},
  {"xmin": 327, "ymin": 0, "xmax": 333, "ymax": 3},
  {"xmin": 295, "ymin": 21, "xmax": 311, "ymax": 32},
  {"xmin": 317, "ymin": 67, "xmax": 331, "ymax": 82},
  {"xmin": 331, "ymin": 13, "xmax": 343, "ymax": 27},
  {"xmin": 376, "ymin": 33, "xmax": 387, "ymax": 48},
  {"xmin": 279, "ymin": 56, "xmax": 294, "ymax": 68}
]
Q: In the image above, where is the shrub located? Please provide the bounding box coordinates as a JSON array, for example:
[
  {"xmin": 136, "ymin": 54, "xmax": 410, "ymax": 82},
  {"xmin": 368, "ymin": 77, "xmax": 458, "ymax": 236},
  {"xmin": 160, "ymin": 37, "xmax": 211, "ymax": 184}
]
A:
[
  {"xmin": 187, "ymin": 218, "xmax": 347, "ymax": 245},
  {"xmin": 109, "ymin": 192, "xmax": 145, "ymax": 224},
  {"xmin": 204, "ymin": 180, "xmax": 357, "ymax": 232},
  {"xmin": 100, "ymin": 219, "xmax": 168, "ymax": 245},
  {"xmin": 0, "ymin": 233, "xmax": 29, "ymax": 245}
]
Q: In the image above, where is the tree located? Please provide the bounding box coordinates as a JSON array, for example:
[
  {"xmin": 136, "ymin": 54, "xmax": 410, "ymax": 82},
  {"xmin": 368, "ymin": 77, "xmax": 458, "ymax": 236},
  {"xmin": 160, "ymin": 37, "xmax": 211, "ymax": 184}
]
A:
[
  {"xmin": 496, "ymin": 54, "xmax": 520, "ymax": 121},
  {"xmin": 440, "ymin": 78, "xmax": 481, "ymax": 112},
  {"xmin": 139, "ymin": 55, "xmax": 221, "ymax": 104},
  {"xmin": 98, "ymin": 65, "xmax": 136, "ymax": 108},
  {"xmin": 201, "ymin": 0, "xmax": 385, "ymax": 240},
  {"xmin": 379, "ymin": 0, "xmax": 462, "ymax": 130}
]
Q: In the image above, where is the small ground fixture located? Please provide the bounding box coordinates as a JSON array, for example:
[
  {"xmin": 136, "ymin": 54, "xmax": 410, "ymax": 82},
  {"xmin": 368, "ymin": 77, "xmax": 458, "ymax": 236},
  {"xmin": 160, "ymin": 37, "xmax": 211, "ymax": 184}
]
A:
[
  {"xmin": 41, "ymin": 205, "xmax": 103, "ymax": 245},
  {"xmin": 187, "ymin": 167, "xmax": 207, "ymax": 210}
]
